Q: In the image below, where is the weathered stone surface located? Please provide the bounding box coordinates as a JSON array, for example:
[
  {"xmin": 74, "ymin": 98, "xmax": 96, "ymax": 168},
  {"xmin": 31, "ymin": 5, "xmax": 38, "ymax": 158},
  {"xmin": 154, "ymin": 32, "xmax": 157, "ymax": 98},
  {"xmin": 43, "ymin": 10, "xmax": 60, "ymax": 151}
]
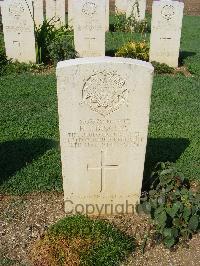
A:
[
  {"xmin": 2, "ymin": 0, "xmax": 36, "ymax": 63},
  {"xmin": 46, "ymin": 0, "xmax": 65, "ymax": 27},
  {"xmin": 73, "ymin": 0, "xmax": 106, "ymax": 57},
  {"xmin": 150, "ymin": 0, "xmax": 184, "ymax": 67},
  {"xmin": 68, "ymin": 0, "xmax": 74, "ymax": 28},
  {"xmin": 68, "ymin": 0, "xmax": 109, "ymax": 32},
  {"xmin": 33, "ymin": 0, "xmax": 43, "ymax": 27},
  {"xmin": 115, "ymin": 0, "xmax": 128, "ymax": 13},
  {"xmin": 56, "ymin": 57, "xmax": 154, "ymax": 216},
  {"xmin": 106, "ymin": 0, "xmax": 109, "ymax": 31}
]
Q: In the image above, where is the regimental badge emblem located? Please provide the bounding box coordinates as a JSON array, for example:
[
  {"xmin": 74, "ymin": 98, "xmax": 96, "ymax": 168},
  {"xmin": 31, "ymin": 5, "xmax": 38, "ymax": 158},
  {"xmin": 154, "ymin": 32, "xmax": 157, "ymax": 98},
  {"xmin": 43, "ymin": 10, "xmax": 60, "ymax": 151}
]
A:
[
  {"xmin": 161, "ymin": 5, "xmax": 175, "ymax": 20},
  {"xmin": 81, "ymin": 71, "xmax": 128, "ymax": 117},
  {"xmin": 9, "ymin": 1, "xmax": 24, "ymax": 18},
  {"xmin": 82, "ymin": 1, "xmax": 97, "ymax": 16}
]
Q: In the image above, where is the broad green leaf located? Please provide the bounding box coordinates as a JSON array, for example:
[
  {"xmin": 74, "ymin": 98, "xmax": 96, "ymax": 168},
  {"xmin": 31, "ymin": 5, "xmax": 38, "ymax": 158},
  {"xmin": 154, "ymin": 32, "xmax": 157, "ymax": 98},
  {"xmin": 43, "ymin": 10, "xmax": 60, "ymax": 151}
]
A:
[
  {"xmin": 157, "ymin": 211, "xmax": 167, "ymax": 228},
  {"xmin": 171, "ymin": 228, "xmax": 179, "ymax": 238},
  {"xmin": 158, "ymin": 196, "xmax": 166, "ymax": 205},
  {"xmin": 166, "ymin": 202, "xmax": 182, "ymax": 218},
  {"xmin": 143, "ymin": 202, "xmax": 151, "ymax": 214},
  {"xmin": 173, "ymin": 218, "xmax": 182, "ymax": 227},
  {"xmin": 160, "ymin": 169, "xmax": 173, "ymax": 176},
  {"xmin": 163, "ymin": 228, "xmax": 172, "ymax": 238},
  {"xmin": 149, "ymin": 190, "xmax": 156, "ymax": 196},
  {"xmin": 188, "ymin": 215, "xmax": 199, "ymax": 231},
  {"xmin": 183, "ymin": 207, "xmax": 191, "ymax": 222},
  {"xmin": 154, "ymin": 206, "xmax": 165, "ymax": 218},
  {"xmin": 164, "ymin": 237, "xmax": 175, "ymax": 248}
]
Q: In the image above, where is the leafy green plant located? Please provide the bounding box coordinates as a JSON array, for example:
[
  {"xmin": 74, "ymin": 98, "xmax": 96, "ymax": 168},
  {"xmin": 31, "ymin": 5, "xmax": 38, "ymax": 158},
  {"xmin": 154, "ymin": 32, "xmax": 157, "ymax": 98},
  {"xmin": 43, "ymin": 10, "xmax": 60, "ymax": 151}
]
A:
[
  {"xmin": 114, "ymin": 13, "xmax": 148, "ymax": 35},
  {"xmin": 35, "ymin": 19, "xmax": 57, "ymax": 64},
  {"xmin": 48, "ymin": 27, "xmax": 77, "ymax": 64},
  {"xmin": 151, "ymin": 61, "xmax": 174, "ymax": 74},
  {"xmin": 0, "ymin": 46, "xmax": 34, "ymax": 76},
  {"xmin": 115, "ymin": 40, "xmax": 149, "ymax": 61},
  {"xmin": 113, "ymin": 13, "xmax": 127, "ymax": 32},
  {"xmin": 138, "ymin": 162, "xmax": 200, "ymax": 248},
  {"xmin": 35, "ymin": 19, "xmax": 76, "ymax": 64}
]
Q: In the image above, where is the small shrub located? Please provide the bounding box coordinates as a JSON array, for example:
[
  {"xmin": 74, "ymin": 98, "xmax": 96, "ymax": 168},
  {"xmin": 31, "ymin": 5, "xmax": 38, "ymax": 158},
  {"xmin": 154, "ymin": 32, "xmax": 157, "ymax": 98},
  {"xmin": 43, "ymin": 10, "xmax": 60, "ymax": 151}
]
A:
[
  {"xmin": 0, "ymin": 46, "xmax": 34, "ymax": 76},
  {"xmin": 138, "ymin": 162, "xmax": 200, "ymax": 248},
  {"xmin": 114, "ymin": 13, "xmax": 148, "ymax": 34},
  {"xmin": 35, "ymin": 19, "xmax": 77, "ymax": 64},
  {"xmin": 48, "ymin": 27, "xmax": 77, "ymax": 64},
  {"xmin": 151, "ymin": 61, "xmax": 174, "ymax": 74},
  {"xmin": 113, "ymin": 13, "xmax": 127, "ymax": 32},
  {"xmin": 115, "ymin": 40, "xmax": 149, "ymax": 61},
  {"xmin": 35, "ymin": 19, "xmax": 56, "ymax": 64}
]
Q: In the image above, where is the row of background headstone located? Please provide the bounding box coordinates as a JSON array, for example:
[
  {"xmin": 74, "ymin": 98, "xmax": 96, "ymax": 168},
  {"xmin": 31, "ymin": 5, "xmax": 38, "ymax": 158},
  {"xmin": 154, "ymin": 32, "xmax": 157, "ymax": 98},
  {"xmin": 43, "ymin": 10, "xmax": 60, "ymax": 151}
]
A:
[
  {"xmin": 1, "ymin": 0, "xmax": 184, "ymax": 67},
  {"xmin": 0, "ymin": 0, "xmax": 200, "ymax": 15}
]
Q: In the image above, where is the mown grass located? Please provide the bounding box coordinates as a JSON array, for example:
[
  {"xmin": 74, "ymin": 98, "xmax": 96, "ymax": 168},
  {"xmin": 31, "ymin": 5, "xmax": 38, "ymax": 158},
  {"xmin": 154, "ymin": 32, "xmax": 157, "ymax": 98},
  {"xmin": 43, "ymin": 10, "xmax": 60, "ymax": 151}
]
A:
[{"xmin": 0, "ymin": 15, "xmax": 200, "ymax": 195}]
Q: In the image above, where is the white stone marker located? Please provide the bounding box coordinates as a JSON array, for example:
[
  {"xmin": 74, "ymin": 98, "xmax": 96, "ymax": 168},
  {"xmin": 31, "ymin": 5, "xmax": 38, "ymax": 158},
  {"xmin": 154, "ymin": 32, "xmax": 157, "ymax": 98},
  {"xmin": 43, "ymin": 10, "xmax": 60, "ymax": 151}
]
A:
[
  {"xmin": 74, "ymin": 0, "xmax": 106, "ymax": 57},
  {"xmin": 2, "ymin": 0, "xmax": 36, "ymax": 63},
  {"xmin": 57, "ymin": 57, "xmax": 154, "ymax": 216},
  {"xmin": 105, "ymin": 0, "xmax": 109, "ymax": 31},
  {"xmin": 150, "ymin": 0, "xmax": 184, "ymax": 68},
  {"xmin": 126, "ymin": 0, "xmax": 147, "ymax": 21},
  {"xmin": 68, "ymin": 0, "xmax": 109, "ymax": 32},
  {"xmin": 33, "ymin": 0, "xmax": 44, "ymax": 27},
  {"xmin": 46, "ymin": 0, "xmax": 65, "ymax": 27},
  {"xmin": 68, "ymin": 0, "xmax": 74, "ymax": 28},
  {"xmin": 115, "ymin": 0, "xmax": 128, "ymax": 14}
]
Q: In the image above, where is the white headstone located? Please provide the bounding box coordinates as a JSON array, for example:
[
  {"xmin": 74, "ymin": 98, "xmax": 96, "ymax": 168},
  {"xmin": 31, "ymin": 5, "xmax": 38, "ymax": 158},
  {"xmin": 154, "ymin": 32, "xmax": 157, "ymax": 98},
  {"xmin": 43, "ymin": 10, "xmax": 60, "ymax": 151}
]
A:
[
  {"xmin": 126, "ymin": 0, "xmax": 146, "ymax": 21},
  {"xmin": 105, "ymin": 0, "xmax": 109, "ymax": 31},
  {"xmin": 46, "ymin": 0, "xmax": 65, "ymax": 27},
  {"xmin": 150, "ymin": 0, "xmax": 184, "ymax": 68},
  {"xmin": 74, "ymin": 0, "xmax": 106, "ymax": 57},
  {"xmin": 33, "ymin": 0, "xmax": 44, "ymax": 27},
  {"xmin": 68, "ymin": 0, "xmax": 109, "ymax": 32},
  {"xmin": 115, "ymin": 0, "xmax": 128, "ymax": 14},
  {"xmin": 2, "ymin": 0, "xmax": 36, "ymax": 63},
  {"xmin": 56, "ymin": 57, "xmax": 154, "ymax": 216},
  {"xmin": 68, "ymin": 0, "xmax": 74, "ymax": 28}
]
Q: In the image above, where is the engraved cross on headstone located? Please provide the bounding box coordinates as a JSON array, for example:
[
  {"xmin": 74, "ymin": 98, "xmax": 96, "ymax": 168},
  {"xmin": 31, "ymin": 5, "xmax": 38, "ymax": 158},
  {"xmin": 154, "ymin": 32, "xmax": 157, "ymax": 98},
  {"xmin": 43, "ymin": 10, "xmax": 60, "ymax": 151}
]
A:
[
  {"xmin": 87, "ymin": 151, "xmax": 119, "ymax": 193},
  {"xmin": 85, "ymin": 37, "xmax": 96, "ymax": 49},
  {"xmin": 13, "ymin": 40, "xmax": 21, "ymax": 57}
]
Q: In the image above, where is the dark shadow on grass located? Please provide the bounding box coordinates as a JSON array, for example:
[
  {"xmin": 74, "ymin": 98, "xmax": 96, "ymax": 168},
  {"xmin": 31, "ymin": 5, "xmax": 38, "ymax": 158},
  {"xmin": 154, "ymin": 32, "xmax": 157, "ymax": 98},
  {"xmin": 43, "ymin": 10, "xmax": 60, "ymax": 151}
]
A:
[
  {"xmin": 179, "ymin": 51, "xmax": 196, "ymax": 66},
  {"xmin": 0, "ymin": 138, "xmax": 58, "ymax": 185},
  {"xmin": 106, "ymin": 49, "xmax": 117, "ymax": 56},
  {"xmin": 143, "ymin": 137, "xmax": 190, "ymax": 191},
  {"xmin": 109, "ymin": 23, "xmax": 115, "ymax": 32}
]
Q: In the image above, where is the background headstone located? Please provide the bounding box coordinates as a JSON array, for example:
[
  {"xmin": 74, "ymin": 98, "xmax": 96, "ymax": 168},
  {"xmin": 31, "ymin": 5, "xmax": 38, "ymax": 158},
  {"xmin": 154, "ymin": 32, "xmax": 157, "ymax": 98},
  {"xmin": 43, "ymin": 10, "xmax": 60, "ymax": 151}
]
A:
[
  {"xmin": 74, "ymin": 0, "xmax": 106, "ymax": 57},
  {"xmin": 2, "ymin": 0, "xmax": 36, "ymax": 63},
  {"xmin": 68, "ymin": 0, "xmax": 74, "ymax": 28},
  {"xmin": 68, "ymin": 0, "xmax": 109, "ymax": 32},
  {"xmin": 57, "ymin": 57, "xmax": 154, "ymax": 216},
  {"xmin": 46, "ymin": 0, "xmax": 65, "ymax": 27},
  {"xmin": 106, "ymin": 0, "xmax": 109, "ymax": 31},
  {"xmin": 149, "ymin": 0, "xmax": 184, "ymax": 67},
  {"xmin": 33, "ymin": 0, "xmax": 43, "ymax": 27},
  {"xmin": 126, "ymin": 0, "xmax": 147, "ymax": 21},
  {"xmin": 115, "ymin": 0, "xmax": 128, "ymax": 13}
]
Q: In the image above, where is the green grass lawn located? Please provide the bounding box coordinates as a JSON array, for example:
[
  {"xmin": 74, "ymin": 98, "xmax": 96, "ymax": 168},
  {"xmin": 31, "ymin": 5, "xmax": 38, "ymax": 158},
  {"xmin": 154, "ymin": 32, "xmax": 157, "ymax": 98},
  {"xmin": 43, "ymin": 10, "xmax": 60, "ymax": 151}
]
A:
[{"xmin": 0, "ymin": 15, "xmax": 200, "ymax": 195}]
